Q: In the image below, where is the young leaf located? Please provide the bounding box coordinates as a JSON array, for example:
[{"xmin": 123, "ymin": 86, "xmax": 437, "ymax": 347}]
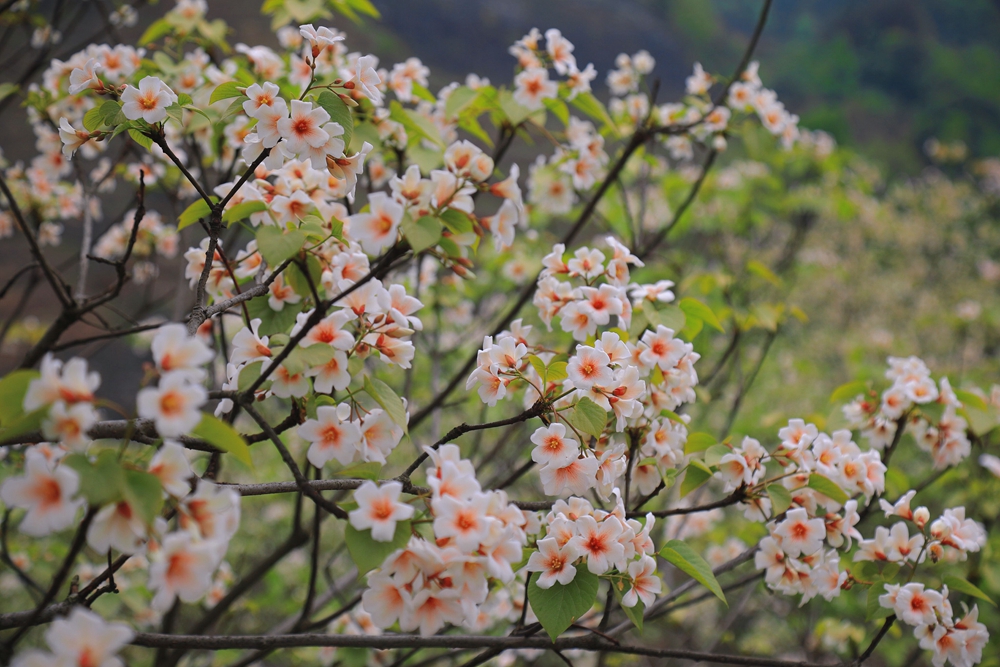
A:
[
  {"xmin": 565, "ymin": 396, "xmax": 607, "ymax": 440},
  {"xmin": 679, "ymin": 460, "xmax": 712, "ymax": 498},
  {"xmin": 317, "ymin": 91, "xmax": 354, "ymax": 151},
  {"xmin": 767, "ymin": 484, "xmax": 793, "ymax": 516},
  {"xmin": 0, "ymin": 370, "xmax": 39, "ymax": 425},
  {"xmin": 128, "ymin": 128, "xmax": 153, "ymax": 150},
  {"xmin": 747, "ymin": 259, "xmax": 783, "ymax": 287},
  {"xmin": 546, "ymin": 361, "xmax": 568, "ymax": 383},
  {"xmin": 952, "ymin": 389, "xmax": 989, "ymax": 412},
  {"xmin": 333, "ymin": 461, "xmax": 382, "ymax": 482},
  {"xmin": 210, "ymin": 81, "xmax": 245, "ymax": 105},
  {"xmin": 942, "ymin": 575, "xmax": 996, "ymax": 606},
  {"xmin": 364, "ymin": 376, "xmax": 408, "ymax": 435},
  {"xmin": 178, "ymin": 198, "xmax": 214, "ymax": 231},
  {"xmin": 122, "ymin": 469, "xmax": 164, "ymax": 525},
  {"xmin": 193, "ymin": 414, "xmax": 253, "ymax": 467},
  {"xmin": 222, "ymin": 200, "xmax": 268, "ymax": 225},
  {"xmin": 807, "ymin": 473, "xmax": 849, "ymax": 506},
  {"xmin": 527, "ymin": 568, "xmax": 600, "ymax": 641},
  {"xmin": 444, "ymin": 85, "xmax": 479, "ymax": 118},
  {"xmin": 866, "ymin": 581, "xmax": 893, "ymax": 620},
  {"xmin": 255, "ymin": 226, "xmax": 308, "ymax": 266},
  {"xmin": 704, "ymin": 444, "xmax": 732, "ymax": 468},
  {"xmin": 345, "ymin": 519, "xmax": 411, "ymax": 574},
  {"xmin": 830, "ymin": 380, "xmax": 868, "ymax": 404},
  {"xmin": 659, "ymin": 539, "xmax": 726, "ymax": 604},
  {"xmin": 684, "ymin": 432, "xmax": 716, "ymax": 455},
  {"xmin": 63, "ymin": 451, "xmax": 124, "ymax": 507},
  {"xmin": 0, "ymin": 408, "xmax": 48, "ymax": 443},
  {"xmin": 401, "ymin": 215, "xmax": 442, "ymax": 253},
  {"xmin": 678, "ymin": 298, "xmax": 725, "ymax": 333}
]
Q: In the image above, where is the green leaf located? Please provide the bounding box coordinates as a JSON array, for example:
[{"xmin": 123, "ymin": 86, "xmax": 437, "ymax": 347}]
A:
[
  {"xmin": 830, "ymin": 380, "xmax": 868, "ymax": 404},
  {"xmin": 943, "ymin": 575, "xmax": 996, "ymax": 606},
  {"xmin": 128, "ymin": 128, "xmax": 153, "ymax": 150},
  {"xmin": 63, "ymin": 451, "xmax": 124, "ymax": 507},
  {"xmin": 192, "ymin": 414, "xmax": 253, "ymax": 467},
  {"xmin": 364, "ymin": 376, "xmax": 408, "ymax": 435},
  {"xmin": 527, "ymin": 355, "xmax": 547, "ymax": 382},
  {"xmin": 333, "ymin": 461, "xmax": 381, "ymax": 482},
  {"xmin": 611, "ymin": 581, "xmax": 644, "ymax": 633},
  {"xmin": 546, "ymin": 361, "xmax": 568, "ymax": 383},
  {"xmin": 767, "ymin": 484, "xmax": 793, "ymax": 516},
  {"xmin": 122, "ymin": 469, "xmax": 164, "ymax": 525},
  {"xmin": 684, "ymin": 432, "xmax": 716, "ymax": 455},
  {"xmin": 444, "ymin": 85, "xmax": 479, "ymax": 118},
  {"xmin": 747, "ymin": 260, "xmax": 783, "ymax": 287},
  {"xmin": 0, "ymin": 83, "xmax": 19, "ymax": 104},
  {"xmin": 285, "ymin": 255, "xmax": 324, "ymax": 300},
  {"xmin": 139, "ymin": 18, "xmax": 173, "ymax": 46},
  {"xmin": 952, "ymin": 389, "xmax": 989, "ymax": 413},
  {"xmin": 0, "ymin": 370, "xmax": 39, "ymax": 425},
  {"xmin": 0, "ymin": 408, "xmax": 47, "ymax": 443},
  {"xmin": 497, "ymin": 89, "xmax": 533, "ymax": 126},
  {"xmin": 678, "ymin": 298, "xmax": 724, "ymax": 333},
  {"xmin": 178, "ymin": 198, "xmax": 214, "ymax": 231},
  {"xmin": 237, "ymin": 361, "xmax": 263, "ymax": 392},
  {"xmin": 564, "ymin": 396, "xmax": 607, "ymax": 440},
  {"xmin": 401, "ymin": 215, "xmax": 442, "ymax": 253},
  {"xmin": 660, "ymin": 409, "xmax": 684, "ymax": 424},
  {"xmin": 210, "ymin": 81, "xmax": 245, "ymax": 105},
  {"xmin": 527, "ymin": 568, "xmax": 599, "ymax": 641},
  {"xmin": 867, "ymin": 581, "xmax": 893, "ymax": 620},
  {"xmin": 83, "ymin": 106, "xmax": 104, "ymax": 132},
  {"xmin": 543, "ymin": 97, "xmax": 569, "ymax": 126},
  {"xmin": 256, "ymin": 226, "xmax": 308, "ymax": 266},
  {"xmin": 653, "ymin": 304, "xmax": 686, "ymax": 332},
  {"xmin": 410, "ymin": 82, "xmax": 437, "ymax": 103},
  {"xmin": 438, "ymin": 208, "xmax": 474, "ymax": 235},
  {"xmin": 222, "ymin": 200, "xmax": 268, "ymax": 225},
  {"xmin": 344, "ymin": 519, "xmax": 411, "ymax": 574},
  {"xmin": 660, "ymin": 539, "xmax": 726, "ymax": 605},
  {"xmin": 704, "ymin": 444, "xmax": 731, "ymax": 468},
  {"xmin": 569, "ymin": 92, "xmax": 616, "ymax": 132},
  {"xmin": 680, "ymin": 460, "xmax": 712, "ymax": 498},
  {"xmin": 807, "ymin": 473, "xmax": 849, "ymax": 506},
  {"xmin": 317, "ymin": 91, "xmax": 354, "ymax": 153}
]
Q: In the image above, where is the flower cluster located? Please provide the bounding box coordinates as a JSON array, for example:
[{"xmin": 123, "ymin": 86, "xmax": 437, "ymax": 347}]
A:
[
  {"xmin": 509, "ymin": 28, "xmax": 596, "ymax": 109},
  {"xmin": 359, "ymin": 445, "xmax": 534, "ymax": 636},
  {"xmin": 844, "ymin": 356, "xmax": 971, "ymax": 469},
  {"xmin": 750, "ymin": 423, "xmax": 889, "ymax": 600},
  {"xmin": 880, "ymin": 584, "xmax": 988, "ymax": 667},
  {"xmin": 528, "ymin": 495, "xmax": 660, "ymax": 609},
  {"xmin": 136, "ymin": 324, "xmax": 212, "ymax": 438}
]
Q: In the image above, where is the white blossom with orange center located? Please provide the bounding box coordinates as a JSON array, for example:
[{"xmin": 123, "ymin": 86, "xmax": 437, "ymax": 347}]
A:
[{"xmin": 348, "ymin": 480, "xmax": 414, "ymax": 541}]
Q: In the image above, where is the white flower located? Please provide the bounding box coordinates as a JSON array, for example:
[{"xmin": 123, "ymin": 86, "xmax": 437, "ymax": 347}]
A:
[
  {"xmin": 526, "ymin": 537, "xmax": 580, "ymax": 588},
  {"xmin": 277, "ymin": 99, "xmax": 331, "ymax": 154},
  {"xmin": 151, "ymin": 323, "xmax": 213, "ymax": 379},
  {"xmin": 148, "ymin": 531, "xmax": 223, "ymax": 611},
  {"xmin": 354, "ymin": 54, "xmax": 382, "ymax": 105},
  {"xmin": 348, "ymin": 481, "xmax": 414, "ymax": 541},
  {"xmin": 347, "ymin": 191, "xmax": 403, "ymax": 255},
  {"xmin": 148, "ymin": 441, "xmax": 194, "ymax": 498},
  {"xmin": 622, "ymin": 555, "xmax": 661, "ymax": 607},
  {"xmin": 0, "ymin": 449, "xmax": 83, "ymax": 536},
  {"xmin": 530, "ymin": 423, "xmax": 580, "ymax": 468},
  {"xmin": 513, "ymin": 67, "xmax": 557, "ymax": 110},
  {"xmin": 120, "ymin": 76, "xmax": 178, "ymax": 124},
  {"xmin": 58, "ymin": 118, "xmax": 90, "ymax": 157},
  {"xmin": 136, "ymin": 371, "xmax": 207, "ymax": 438},
  {"xmin": 68, "ymin": 58, "xmax": 103, "ymax": 95},
  {"xmin": 44, "ymin": 607, "xmax": 134, "ymax": 667},
  {"xmin": 298, "ymin": 404, "xmax": 363, "ymax": 467}
]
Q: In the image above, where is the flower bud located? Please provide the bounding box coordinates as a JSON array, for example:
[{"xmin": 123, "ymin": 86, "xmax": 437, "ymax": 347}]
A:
[{"xmin": 913, "ymin": 506, "xmax": 930, "ymax": 529}]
